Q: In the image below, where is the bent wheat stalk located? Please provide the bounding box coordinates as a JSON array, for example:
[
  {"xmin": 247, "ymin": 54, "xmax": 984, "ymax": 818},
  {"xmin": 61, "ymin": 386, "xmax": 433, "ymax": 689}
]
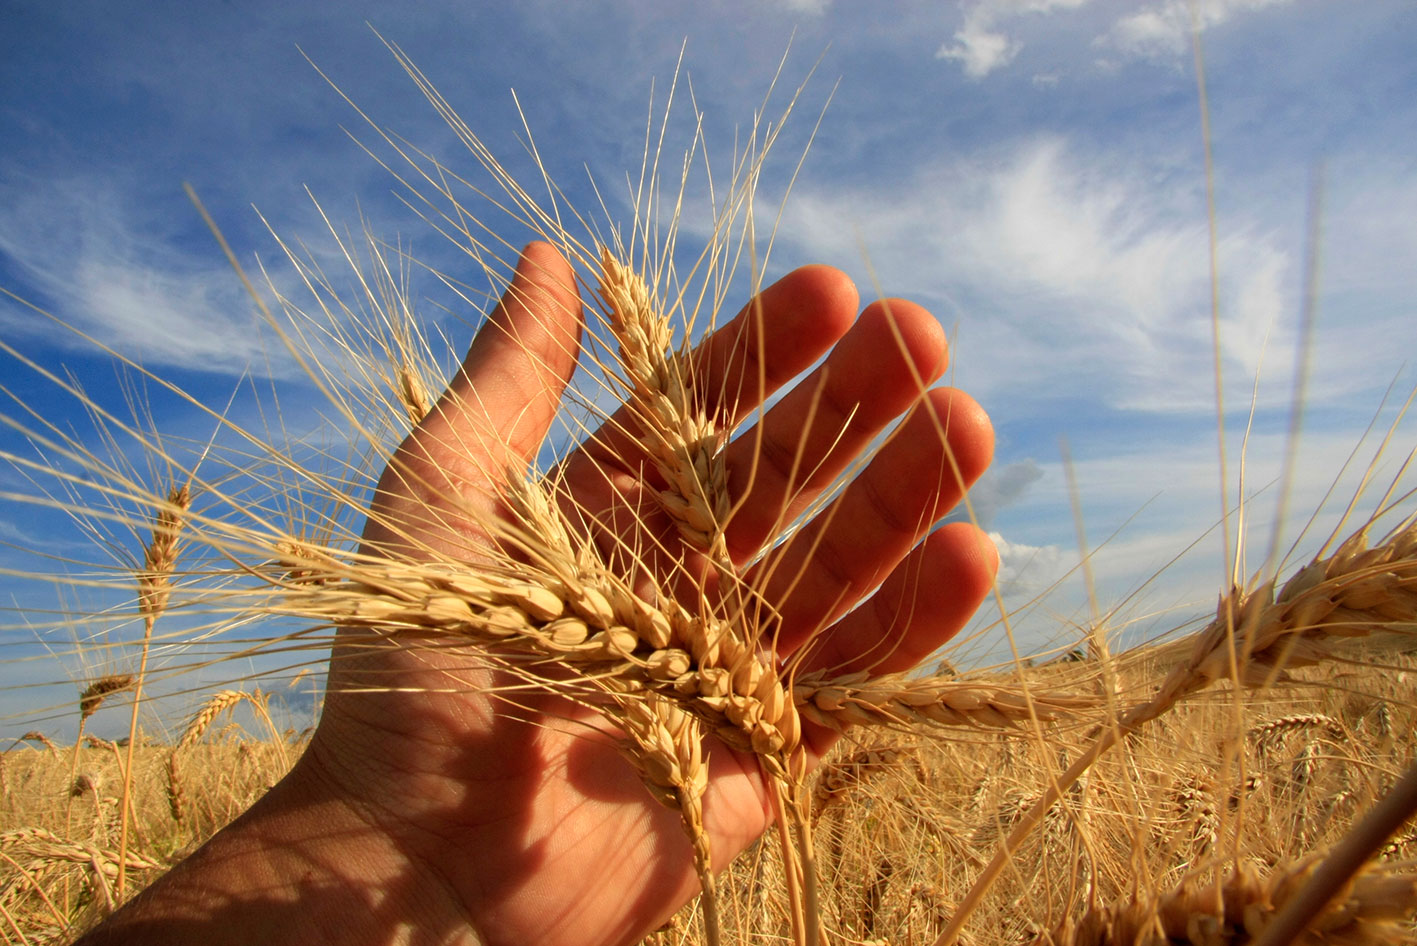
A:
[
  {"xmin": 1038, "ymin": 854, "xmax": 1417, "ymax": 946},
  {"xmin": 936, "ymin": 517, "xmax": 1417, "ymax": 946},
  {"xmin": 1250, "ymin": 758, "xmax": 1417, "ymax": 946}
]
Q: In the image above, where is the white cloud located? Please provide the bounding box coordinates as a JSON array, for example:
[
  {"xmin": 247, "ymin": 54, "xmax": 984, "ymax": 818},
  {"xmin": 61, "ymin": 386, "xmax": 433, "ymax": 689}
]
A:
[
  {"xmin": 937, "ymin": 0, "xmax": 1093, "ymax": 78},
  {"xmin": 937, "ymin": 21, "xmax": 1021, "ymax": 80},
  {"xmin": 988, "ymin": 530, "xmax": 1072, "ymax": 596},
  {"xmin": 964, "ymin": 458, "xmax": 1045, "ymax": 529},
  {"xmin": 1102, "ymin": 0, "xmax": 1294, "ymax": 60},
  {"xmin": 937, "ymin": 0, "xmax": 1298, "ymax": 78},
  {"xmin": 770, "ymin": 0, "xmax": 831, "ymax": 14}
]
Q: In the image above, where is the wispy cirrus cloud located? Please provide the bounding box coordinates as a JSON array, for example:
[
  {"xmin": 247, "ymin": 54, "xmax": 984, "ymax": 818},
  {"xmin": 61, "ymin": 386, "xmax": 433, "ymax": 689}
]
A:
[
  {"xmin": 776, "ymin": 136, "xmax": 1299, "ymax": 414},
  {"xmin": 0, "ymin": 167, "xmax": 280, "ymax": 376}
]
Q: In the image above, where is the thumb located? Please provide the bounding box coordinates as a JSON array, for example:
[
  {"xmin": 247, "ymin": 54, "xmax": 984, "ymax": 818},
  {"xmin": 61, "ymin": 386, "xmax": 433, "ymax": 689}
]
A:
[
  {"xmin": 361, "ymin": 242, "xmax": 582, "ymax": 559},
  {"xmin": 437, "ymin": 241, "xmax": 583, "ymax": 464}
]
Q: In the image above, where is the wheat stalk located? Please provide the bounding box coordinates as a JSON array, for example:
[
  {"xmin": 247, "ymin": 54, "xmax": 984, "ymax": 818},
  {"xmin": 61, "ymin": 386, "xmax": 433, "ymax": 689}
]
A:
[
  {"xmin": 64, "ymin": 674, "xmax": 136, "ymax": 913},
  {"xmin": 117, "ymin": 482, "xmax": 191, "ymax": 898}
]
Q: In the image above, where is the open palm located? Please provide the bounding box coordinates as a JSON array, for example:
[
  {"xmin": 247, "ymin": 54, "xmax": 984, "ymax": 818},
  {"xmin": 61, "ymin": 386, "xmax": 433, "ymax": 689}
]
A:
[
  {"xmin": 300, "ymin": 242, "xmax": 997, "ymax": 946},
  {"xmin": 80, "ymin": 243, "xmax": 995, "ymax": 946}
]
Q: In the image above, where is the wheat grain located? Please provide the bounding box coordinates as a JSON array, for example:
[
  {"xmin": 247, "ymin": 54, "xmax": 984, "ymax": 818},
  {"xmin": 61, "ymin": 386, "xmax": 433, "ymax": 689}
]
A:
[
  {"xmin": 1250, "ymin": 714, "xmax": 1347, "ymax": 757},
  {"xmin": 595, "ymin": 247, "xmax": 731, "ymax": 555},
  {"xmin": 14, "ymin": 733, "xmax": 59, "ymax": 756},
  {"xmin": 77, "ymin": 677, "xmax": 135, "ymax": 723},
  {"xmin": 795, "ymin": 672, "xmax": 1096, "ymax": 733}
]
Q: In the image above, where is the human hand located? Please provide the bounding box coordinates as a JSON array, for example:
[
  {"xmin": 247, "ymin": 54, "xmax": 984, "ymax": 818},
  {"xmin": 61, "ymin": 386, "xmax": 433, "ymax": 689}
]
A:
[
  {"xmin": 79, "ymin": 242, "xmax": 995, "ymax": 946},
  {"xmin": 308, "ymin": 242, "xmax": 995, "ymax": 945}
]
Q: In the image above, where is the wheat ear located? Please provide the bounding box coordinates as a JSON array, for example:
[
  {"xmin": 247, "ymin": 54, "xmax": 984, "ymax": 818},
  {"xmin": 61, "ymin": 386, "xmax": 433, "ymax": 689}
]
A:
[
  {"xmin": 64, "ymin": 674, "xmax": 135, "ymax": 912},
  {"xmin": 506, "ymin": 466, "xmax": 734, "ymax": 944},
  {"xmin": 166, "ymin": 689, "xmax": 276, "ymax": 826},
  {"xmin": 13, "ymin": 732, "xmax": 61, "ymax": 755},
  {"xmin": 1148, "ymin": 519, "xmax": 1417, "ymax": 711},
  {"xmin": 0, "ymin": 828, "xmax": 164, "ymax": 877},
  {"xmin": 595, "ymin": 247, "xmax": 732, "ymax": 558},
  {"xmin": 1249, "ymin": 713, "xmax": 1347, "ymax": 757},
  {"xmin": 596, "ymin": 245, "xmax": 833, "ymax": 946},
  {"xmin": 606, "ymin": 685, "xmax": 720, "ymax": 946},
  {"xmin": 795, "ymin": 671, "xmax": 1096, "ymax": 733},
  {"xmin": 1, "ymin": 733, "xmax": 60, "ymax": 800},
  {"xmin": 78, "ymin": 677, "xmax": 136, "ymax": 723},
  {"xmin": 1251, "ymin": 759, "xmax": 1417, "ymax": 946}
]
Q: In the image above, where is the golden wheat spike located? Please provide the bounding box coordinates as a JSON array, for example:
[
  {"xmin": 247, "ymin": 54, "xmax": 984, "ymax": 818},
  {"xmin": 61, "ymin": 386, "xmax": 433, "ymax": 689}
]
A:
[{"xmin": 77, "ymin": 677, "xmax": 135, "ymax": 723}]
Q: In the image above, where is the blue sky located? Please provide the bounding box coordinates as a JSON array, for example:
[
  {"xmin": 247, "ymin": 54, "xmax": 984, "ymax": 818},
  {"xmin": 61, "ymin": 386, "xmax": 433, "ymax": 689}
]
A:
[{"xmin": 2, "ymin": 0, "xmax": 1415, "ymax": 737}]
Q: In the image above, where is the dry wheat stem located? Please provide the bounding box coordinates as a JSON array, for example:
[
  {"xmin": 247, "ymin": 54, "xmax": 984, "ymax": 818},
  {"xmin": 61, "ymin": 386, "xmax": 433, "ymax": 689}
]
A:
[
  {"xmin": 118, "ymin": 482, "xmax": 191, "ymax": 898},
  {"xmin": 66, "ymin": 674, "xmax": 136, "ymax": 914}
]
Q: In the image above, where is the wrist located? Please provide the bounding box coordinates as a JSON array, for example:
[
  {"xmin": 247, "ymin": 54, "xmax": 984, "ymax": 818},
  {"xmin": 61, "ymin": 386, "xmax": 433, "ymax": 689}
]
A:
[{"xmin": 76, "ymin": 747, "xmax": 482, "ymax": 946}]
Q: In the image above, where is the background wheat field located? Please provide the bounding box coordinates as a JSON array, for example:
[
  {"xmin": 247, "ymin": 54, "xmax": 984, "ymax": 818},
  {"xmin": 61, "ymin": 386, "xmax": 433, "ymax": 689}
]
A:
[{"xmin": 3, "ymin": 4, "xmax": 1416, "ymax": 945}]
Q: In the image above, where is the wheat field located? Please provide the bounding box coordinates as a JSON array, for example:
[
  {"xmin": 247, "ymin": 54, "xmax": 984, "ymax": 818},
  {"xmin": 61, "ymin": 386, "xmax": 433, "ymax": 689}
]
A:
[{"xmin": 2, "ymin": 33, "xmax": 1415, "ymax": 946}]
